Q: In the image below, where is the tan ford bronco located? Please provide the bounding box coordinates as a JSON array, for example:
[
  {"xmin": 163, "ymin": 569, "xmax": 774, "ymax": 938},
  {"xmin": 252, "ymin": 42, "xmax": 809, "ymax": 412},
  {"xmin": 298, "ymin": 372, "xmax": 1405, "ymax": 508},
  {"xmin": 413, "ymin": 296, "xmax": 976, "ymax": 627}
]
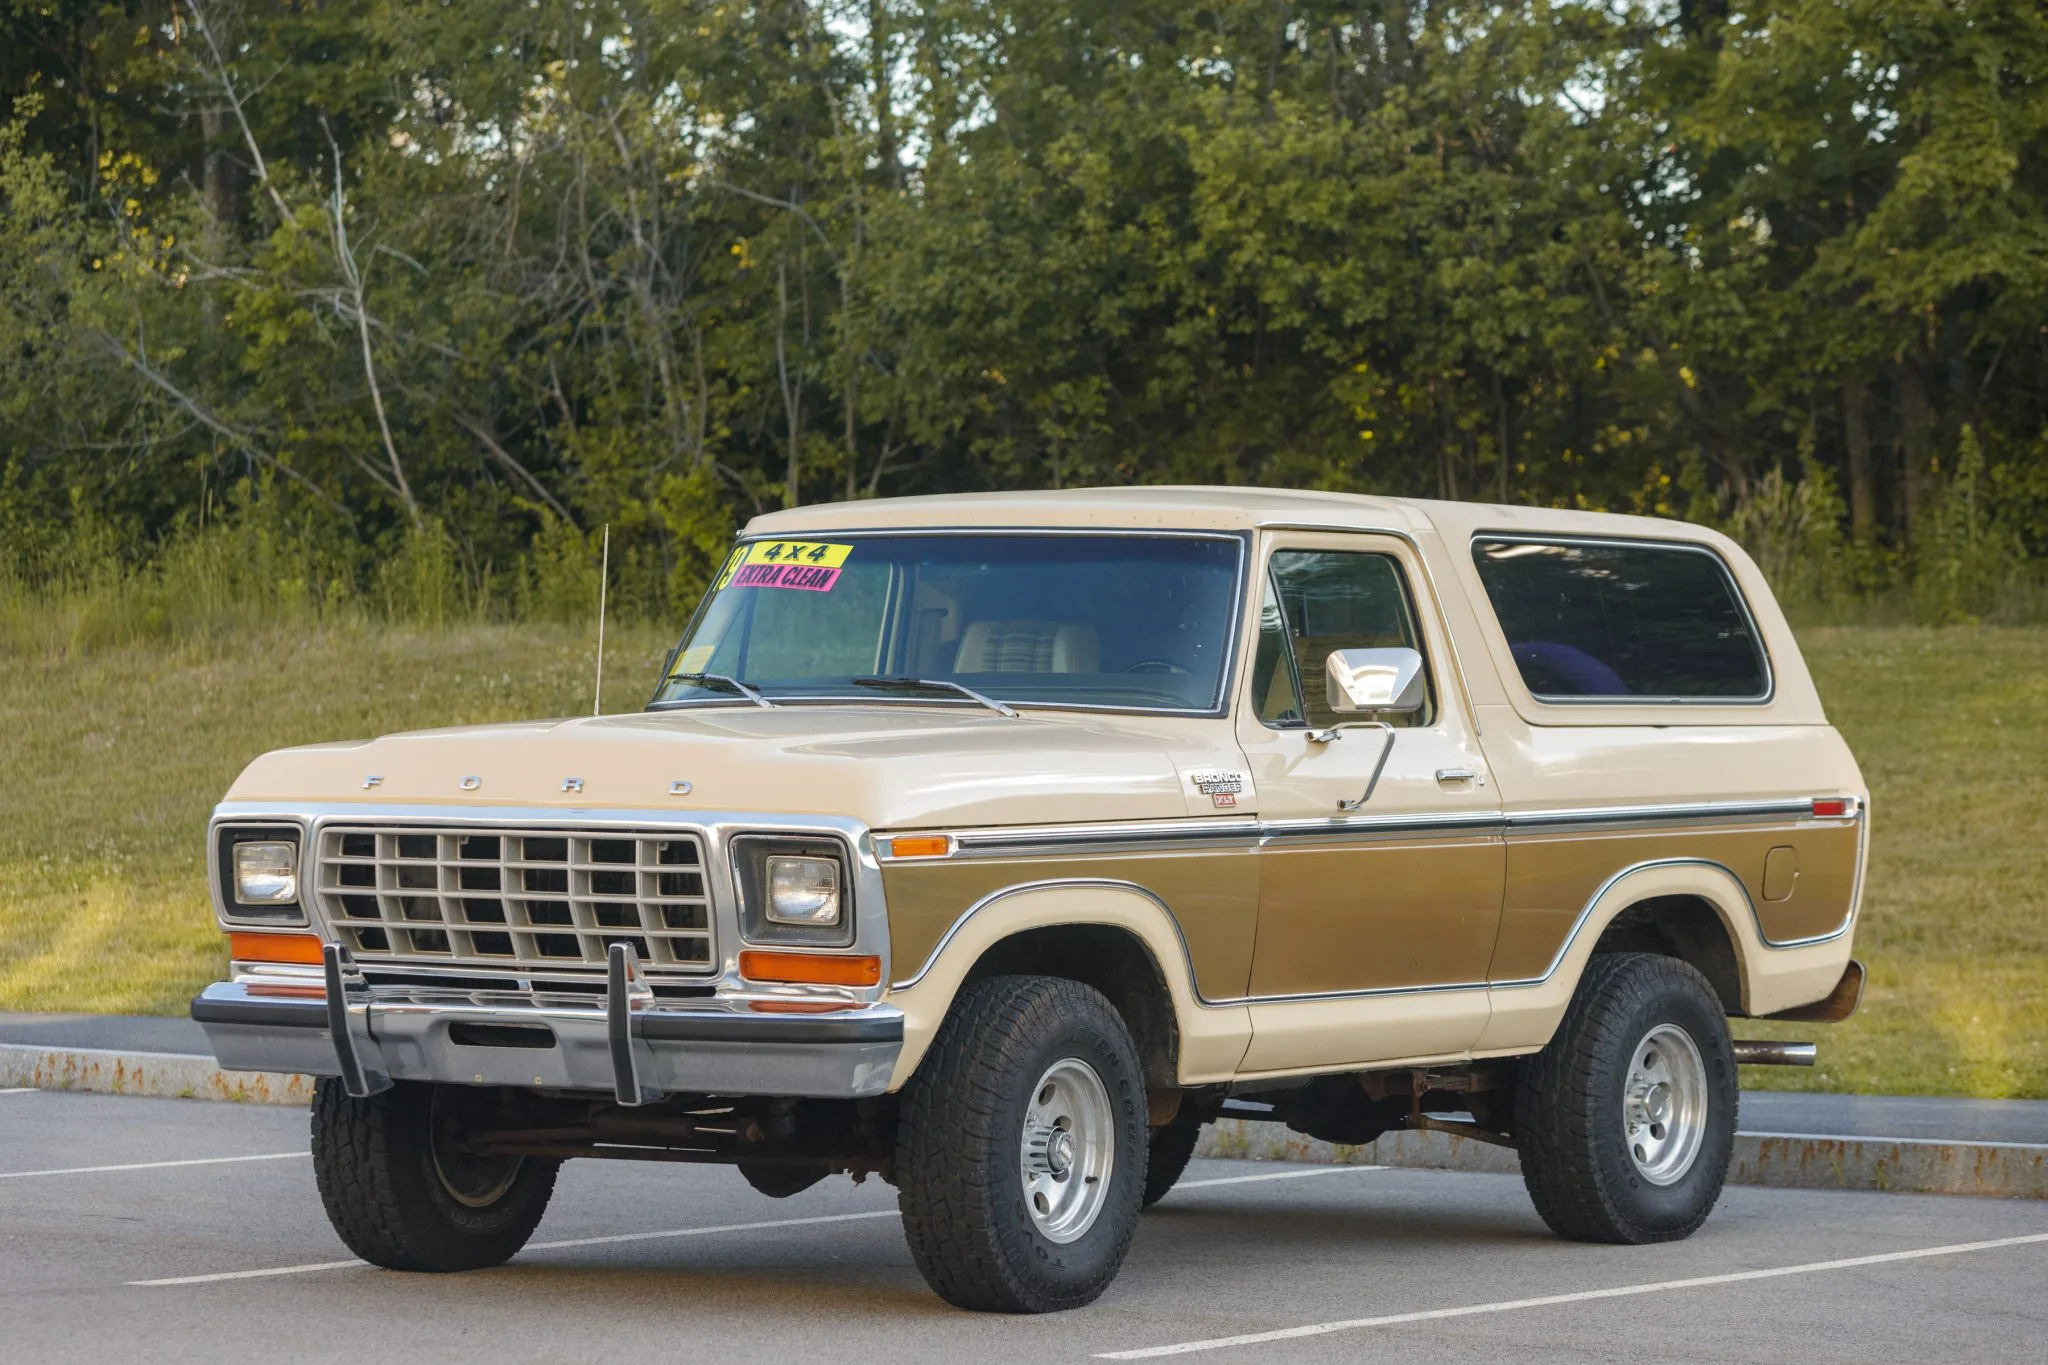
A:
[{"xmin": 194, "ymin": 488, "xmax": 1867, "ymax": 1311}]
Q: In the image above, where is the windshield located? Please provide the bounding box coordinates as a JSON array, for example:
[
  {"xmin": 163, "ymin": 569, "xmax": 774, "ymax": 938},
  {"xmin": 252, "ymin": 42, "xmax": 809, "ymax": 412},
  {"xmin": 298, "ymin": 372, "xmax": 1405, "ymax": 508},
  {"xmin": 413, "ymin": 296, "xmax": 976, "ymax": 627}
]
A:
[{"xmin": 649, "ymin": 533, "xmax": 1245, "ymax": 713}]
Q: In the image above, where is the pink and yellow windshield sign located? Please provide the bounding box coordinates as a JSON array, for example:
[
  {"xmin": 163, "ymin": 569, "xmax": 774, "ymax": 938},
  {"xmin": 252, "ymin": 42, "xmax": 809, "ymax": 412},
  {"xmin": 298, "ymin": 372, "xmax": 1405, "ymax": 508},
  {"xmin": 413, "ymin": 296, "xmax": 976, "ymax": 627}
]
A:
[{"xmin": 716, "ymin": 540, "xmax": 854, "ymax": 592}]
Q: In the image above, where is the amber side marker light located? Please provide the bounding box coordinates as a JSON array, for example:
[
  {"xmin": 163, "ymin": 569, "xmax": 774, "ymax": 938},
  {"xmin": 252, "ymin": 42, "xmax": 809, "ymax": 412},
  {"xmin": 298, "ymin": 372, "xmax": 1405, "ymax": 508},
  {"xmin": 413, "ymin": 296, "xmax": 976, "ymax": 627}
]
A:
[
  {"xmin": 886, "ymin": 834, "xmax": 952, "ymax": 859},
  {"xmin": 738, "ymin": 950, "xmax": 882, "ymax": 987},
  {"xmin": 1811, "ymin": 798, "xmax": 1852, "ymax": 818},
  {"xmin": 229, "ymin": 932, "xmax": 325, "ymax": 966}
]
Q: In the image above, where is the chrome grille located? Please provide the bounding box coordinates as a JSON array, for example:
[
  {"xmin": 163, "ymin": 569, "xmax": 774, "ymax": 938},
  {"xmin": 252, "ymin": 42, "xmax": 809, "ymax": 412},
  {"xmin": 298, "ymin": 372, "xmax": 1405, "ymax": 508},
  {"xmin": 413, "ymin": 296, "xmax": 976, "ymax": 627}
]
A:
[{"xmin": 313, "ymin": 826, "xmax": 715, "ymax": 975}]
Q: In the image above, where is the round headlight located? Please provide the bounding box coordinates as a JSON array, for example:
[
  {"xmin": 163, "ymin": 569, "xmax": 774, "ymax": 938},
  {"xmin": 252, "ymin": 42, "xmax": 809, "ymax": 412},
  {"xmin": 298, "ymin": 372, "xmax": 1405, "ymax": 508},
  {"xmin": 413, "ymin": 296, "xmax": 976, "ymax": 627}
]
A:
[
  {"xmin": 233, "ymin": 841, "xmax": 299, "ymax": 905},
  {"xmin": 765, "ymin": 854, "xmax": 842, "ymax": 926}
]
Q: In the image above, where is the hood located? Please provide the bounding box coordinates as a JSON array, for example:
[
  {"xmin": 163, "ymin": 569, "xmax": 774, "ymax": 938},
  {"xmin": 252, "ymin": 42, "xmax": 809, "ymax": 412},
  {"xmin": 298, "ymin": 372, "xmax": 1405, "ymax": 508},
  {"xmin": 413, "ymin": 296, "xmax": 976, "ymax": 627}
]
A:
[{"xmin": 223, "ymin": 704, "xmax": 1258, "ymax": 829}]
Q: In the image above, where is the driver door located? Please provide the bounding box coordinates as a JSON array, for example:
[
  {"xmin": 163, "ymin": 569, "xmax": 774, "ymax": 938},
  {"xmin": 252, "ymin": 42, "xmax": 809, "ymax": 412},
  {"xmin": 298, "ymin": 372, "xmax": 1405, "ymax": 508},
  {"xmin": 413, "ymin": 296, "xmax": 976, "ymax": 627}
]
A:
[{"xmin": 1235, "ymin": 532, "xmax": 1504, "ymax": 1072}]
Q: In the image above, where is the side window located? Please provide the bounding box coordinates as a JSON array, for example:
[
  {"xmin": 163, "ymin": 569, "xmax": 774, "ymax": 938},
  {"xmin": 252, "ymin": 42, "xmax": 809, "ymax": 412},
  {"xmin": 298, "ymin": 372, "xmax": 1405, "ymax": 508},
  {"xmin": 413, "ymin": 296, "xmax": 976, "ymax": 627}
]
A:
[
  {"xmin": 1253, "ymin": 550, "xmax": 1434, "ymax": 729},
  {"xmin": 1471, "ymin": 538, "xmax": 1768, "ymax": 701}
]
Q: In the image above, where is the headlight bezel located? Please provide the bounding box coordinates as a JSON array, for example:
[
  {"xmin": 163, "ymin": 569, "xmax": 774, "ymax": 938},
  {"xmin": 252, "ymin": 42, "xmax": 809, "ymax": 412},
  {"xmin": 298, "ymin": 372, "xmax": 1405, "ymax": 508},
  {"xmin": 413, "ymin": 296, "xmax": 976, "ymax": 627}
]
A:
[
  {"xmin": 731, "ymin": 833, "xmax": 855, "ymax": 947},
  {"xmin": 214, "ymin": 824, "xmax": 308, "ymax": 927}
]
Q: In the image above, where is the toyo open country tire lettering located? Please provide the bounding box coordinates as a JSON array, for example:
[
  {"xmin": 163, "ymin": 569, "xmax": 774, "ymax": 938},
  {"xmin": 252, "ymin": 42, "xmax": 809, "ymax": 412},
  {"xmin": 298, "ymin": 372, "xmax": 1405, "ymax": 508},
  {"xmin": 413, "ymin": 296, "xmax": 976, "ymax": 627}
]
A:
[
  {"xmin": 1515, "ymin": 952, "xmax": 1738, "ymax": 1244},
  {"xmin": 894, "ymin": 974, "xmax": 1148, "ymax": 1312},
  {"xmin": 311, "ymin": 1079, "xmax": 560, "ymax": 1272}
]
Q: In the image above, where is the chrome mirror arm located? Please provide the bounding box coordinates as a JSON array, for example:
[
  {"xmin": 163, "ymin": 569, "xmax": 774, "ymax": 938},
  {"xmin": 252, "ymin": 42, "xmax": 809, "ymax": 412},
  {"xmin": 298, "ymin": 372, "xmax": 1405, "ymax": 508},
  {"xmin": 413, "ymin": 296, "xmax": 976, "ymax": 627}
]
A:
[
  {"xmin": 1338, "ymin": 721, "xmax": 1397, "ymax": 811},
  {"xmin": 1304, "ymin": 720, "xmax": 1398, "ymax": 811}
]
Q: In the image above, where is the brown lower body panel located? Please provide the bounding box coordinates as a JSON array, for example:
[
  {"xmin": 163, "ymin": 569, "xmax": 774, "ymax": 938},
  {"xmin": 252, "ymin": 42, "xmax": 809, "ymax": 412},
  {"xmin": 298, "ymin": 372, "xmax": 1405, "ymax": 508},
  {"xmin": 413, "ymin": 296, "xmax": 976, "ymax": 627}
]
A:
[{"xmin": 1489, "ymin": 820, "xmax": 1860, "ymax": 982}]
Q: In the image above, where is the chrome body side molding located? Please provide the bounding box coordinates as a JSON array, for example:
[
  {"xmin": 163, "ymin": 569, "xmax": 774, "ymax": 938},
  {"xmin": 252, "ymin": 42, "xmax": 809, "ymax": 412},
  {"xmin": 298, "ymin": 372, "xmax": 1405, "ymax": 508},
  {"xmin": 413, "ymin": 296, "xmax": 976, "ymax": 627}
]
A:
[{"xmin": 928, "ymin": 796, "xmax": 1854, "ymax": 860}]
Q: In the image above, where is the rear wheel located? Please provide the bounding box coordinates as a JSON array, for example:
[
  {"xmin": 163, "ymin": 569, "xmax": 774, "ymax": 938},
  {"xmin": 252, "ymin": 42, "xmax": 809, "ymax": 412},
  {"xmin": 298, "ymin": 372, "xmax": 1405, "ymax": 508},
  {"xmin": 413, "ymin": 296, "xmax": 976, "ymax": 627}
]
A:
[
  {"xmin": 1515, "ymin": 953, "xmax": 1737, "ymax": 1244},
  {"xmin": 311, "ymin": 1080, "xmax": 558, "ymax": 1272},
  {"xmin": 895, "ymin": 975, "xmax": 1148, "ymax": 1312}
]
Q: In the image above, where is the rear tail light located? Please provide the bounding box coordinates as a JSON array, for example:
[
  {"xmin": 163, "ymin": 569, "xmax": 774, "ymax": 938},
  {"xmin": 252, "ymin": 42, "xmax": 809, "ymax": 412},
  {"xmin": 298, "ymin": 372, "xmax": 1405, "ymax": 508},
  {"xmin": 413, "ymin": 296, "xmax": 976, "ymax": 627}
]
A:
[{"xmin": 1811, "ymin": 798, "xmax": 1853, "ymax": 818}]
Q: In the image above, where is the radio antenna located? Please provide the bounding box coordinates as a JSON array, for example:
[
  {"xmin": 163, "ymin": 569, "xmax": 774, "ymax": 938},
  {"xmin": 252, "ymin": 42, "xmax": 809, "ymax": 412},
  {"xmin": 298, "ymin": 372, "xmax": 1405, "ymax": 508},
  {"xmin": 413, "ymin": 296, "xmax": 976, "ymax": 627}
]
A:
[{"xmin": 593, "ymin": 523, "xmax": 611, "ymax": 717}]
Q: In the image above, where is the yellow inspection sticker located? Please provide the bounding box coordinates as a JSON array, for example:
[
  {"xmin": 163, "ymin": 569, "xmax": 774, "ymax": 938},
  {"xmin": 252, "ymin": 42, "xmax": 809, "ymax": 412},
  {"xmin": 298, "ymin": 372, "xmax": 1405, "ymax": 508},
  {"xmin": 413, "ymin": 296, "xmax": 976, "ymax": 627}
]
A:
[{"xmin": 714, "ymin": 540, "xmax": 855, "ymax": 592}]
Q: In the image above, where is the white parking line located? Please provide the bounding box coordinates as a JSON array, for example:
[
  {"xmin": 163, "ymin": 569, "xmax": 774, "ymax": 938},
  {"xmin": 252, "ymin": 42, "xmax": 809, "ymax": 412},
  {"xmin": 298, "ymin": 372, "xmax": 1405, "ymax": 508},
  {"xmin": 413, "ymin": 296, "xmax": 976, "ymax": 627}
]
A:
[
  {"xmin": 1174, "ymin": 1165, "xmax": 1383, "ymax": 1190},
  {"xmin": 131, "ymin": 1210, "xmax": 903, "ymax": 1285},
  {"xmin": 130, "ymin": 1159, "xmax": 1385, "ymax": 1287},
  {"xmin": 1095, "ymin": 1232, "xmax": 2048, "ymax": 1359},
  {"xmin": 0, "ymin": 1087, "xmax": 39, "ymax": 1095},
  {"xmin": 0, "ymin": 1152, "xmax": 307, "ymax": 1181}
]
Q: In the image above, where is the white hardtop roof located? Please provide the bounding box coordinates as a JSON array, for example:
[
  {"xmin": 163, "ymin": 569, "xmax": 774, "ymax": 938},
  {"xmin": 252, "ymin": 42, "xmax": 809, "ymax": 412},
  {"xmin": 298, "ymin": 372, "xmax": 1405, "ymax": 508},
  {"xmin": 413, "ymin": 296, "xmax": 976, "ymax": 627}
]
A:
[{"xmin": 745, "ymin": 485, "xmax": 1729, "ymax": 549}]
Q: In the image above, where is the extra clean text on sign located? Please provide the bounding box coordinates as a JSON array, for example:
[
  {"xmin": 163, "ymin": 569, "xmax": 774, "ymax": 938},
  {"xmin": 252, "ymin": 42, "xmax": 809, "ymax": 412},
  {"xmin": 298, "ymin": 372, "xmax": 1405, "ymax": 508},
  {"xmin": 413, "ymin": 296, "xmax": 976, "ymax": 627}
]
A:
[{"xmin": 716, "ymin": 541, "xmax": 855, "ymax": 593}]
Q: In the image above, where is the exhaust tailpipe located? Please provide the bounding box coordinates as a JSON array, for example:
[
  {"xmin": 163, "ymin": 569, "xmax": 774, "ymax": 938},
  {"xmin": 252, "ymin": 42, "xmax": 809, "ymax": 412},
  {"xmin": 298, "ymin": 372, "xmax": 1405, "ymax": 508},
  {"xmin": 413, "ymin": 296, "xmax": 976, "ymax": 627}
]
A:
[{"xmin": 1733, "ymin": 1040, "xmax": 1817, "ymax": 1067}]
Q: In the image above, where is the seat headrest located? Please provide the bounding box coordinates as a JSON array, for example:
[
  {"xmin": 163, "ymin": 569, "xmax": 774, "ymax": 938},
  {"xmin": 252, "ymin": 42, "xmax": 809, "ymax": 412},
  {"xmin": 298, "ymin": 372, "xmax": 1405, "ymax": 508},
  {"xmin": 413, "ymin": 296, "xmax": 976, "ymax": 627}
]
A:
[{"xmin": 954, "ymin": 620, "xmax": 1101, "ymax": 674}]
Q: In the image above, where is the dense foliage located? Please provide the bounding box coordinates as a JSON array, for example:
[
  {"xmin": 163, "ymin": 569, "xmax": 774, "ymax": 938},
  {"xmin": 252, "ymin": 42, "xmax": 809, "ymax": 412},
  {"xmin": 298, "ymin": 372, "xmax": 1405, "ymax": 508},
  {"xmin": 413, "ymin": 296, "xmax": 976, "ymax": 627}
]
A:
[{"xmin": 3, "ymin": 1, "xmax": 2044, "ymax": 627}]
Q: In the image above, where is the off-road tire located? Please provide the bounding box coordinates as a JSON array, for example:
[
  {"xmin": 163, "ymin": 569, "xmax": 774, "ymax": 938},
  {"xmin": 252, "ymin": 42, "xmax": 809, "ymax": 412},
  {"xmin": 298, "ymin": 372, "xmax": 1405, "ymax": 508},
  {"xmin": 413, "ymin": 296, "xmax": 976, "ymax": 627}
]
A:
[
  {"xmin": 895, "ymin": 974, "xmax": 1148, "ymax": 1312},
  {"xmin": 1142, "ymin": 1108, "xmax": 1203, "ymax": 1208},
  {"xmin": 1515, "ymin": 953, "xmax": 1737, "ymax": 1245},
  {"xmin": 310, "ymin": 1079, "xmax": 559, "ymax": 1271}
]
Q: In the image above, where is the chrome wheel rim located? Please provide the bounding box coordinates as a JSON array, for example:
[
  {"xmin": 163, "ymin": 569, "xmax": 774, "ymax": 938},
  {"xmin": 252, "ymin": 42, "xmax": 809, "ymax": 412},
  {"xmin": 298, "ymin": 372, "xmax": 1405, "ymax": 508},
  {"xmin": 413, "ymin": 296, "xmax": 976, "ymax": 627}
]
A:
[
  {"xmin": 1020, "ymin": 1057, "xmax": 1115, "ymax": 1244},
  {"xmin": 1623, "ymin": 1023, "xmax": 1709, "ymax": 1186},
  {"xmin": 429, "ymin": 1088, "xmax": 523, "ymax": 1209}
]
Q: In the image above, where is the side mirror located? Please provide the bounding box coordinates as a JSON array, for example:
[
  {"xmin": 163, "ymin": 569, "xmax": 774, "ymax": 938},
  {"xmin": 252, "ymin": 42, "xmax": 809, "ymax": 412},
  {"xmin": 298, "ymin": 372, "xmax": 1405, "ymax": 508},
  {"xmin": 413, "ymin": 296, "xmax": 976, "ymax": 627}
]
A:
[{"xmin": 1325, "ymin": 647, "xmax": 1426, "ymax": 716}]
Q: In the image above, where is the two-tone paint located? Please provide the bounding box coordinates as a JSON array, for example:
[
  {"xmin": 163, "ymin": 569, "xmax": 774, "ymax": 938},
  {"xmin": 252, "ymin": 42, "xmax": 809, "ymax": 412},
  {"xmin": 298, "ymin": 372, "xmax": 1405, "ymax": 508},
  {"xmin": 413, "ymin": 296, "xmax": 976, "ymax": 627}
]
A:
[{"xmin": 206, "ymin": 488, "xmax": 1867, "ymax": 1099}]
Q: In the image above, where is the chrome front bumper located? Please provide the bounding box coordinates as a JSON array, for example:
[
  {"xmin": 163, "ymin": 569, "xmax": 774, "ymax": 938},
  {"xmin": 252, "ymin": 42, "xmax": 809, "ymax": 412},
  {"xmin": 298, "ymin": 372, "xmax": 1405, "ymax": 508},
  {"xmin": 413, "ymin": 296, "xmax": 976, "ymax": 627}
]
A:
[{"xmin": 192, "ymin": 946, "xmax": 903, "ymax": 1101}]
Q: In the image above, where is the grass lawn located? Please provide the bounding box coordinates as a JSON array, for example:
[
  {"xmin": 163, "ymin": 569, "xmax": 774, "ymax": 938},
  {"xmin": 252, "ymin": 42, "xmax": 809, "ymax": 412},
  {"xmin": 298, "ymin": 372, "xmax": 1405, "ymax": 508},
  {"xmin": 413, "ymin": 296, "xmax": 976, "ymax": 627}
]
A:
[
  {"xmin": 1737, "ymin": 627, "xmax": 2048, "ymax": 1099},
  {"xmin": 0, "ymin": 622, "xmax": 673, "ymax": 1017},
  {"xmin": 1, "ymin": 623, "xmax": 2043, "ymax": 1097}
]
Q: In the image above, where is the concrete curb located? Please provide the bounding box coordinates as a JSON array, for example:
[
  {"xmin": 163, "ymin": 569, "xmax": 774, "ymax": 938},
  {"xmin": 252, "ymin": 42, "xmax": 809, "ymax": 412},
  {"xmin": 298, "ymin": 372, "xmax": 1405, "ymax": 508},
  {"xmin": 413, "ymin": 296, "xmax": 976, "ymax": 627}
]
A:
[
  {"xmin": 0, "ymin": 1044, "xmax": 313, "ymax": 1106},
  {"xmin": 7, "ymin": 1045, "xmax": 2041, "ymax": 1199},
  {"xmin": 1197, "ymin": 1118, "xmax": 2048, "ymax": 1200}
]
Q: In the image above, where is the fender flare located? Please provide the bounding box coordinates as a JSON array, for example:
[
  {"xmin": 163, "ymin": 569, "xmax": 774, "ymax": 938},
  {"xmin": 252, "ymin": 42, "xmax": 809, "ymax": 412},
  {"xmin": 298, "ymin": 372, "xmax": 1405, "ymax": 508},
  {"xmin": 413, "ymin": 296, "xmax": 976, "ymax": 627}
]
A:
[
  {"xmin": 1477, "ymin": 858, "xmax": 1855, "ymax": 1054},
  {"xmin": 881, "ymin": 879, "xmax": 1251, "ymax": 1091}
]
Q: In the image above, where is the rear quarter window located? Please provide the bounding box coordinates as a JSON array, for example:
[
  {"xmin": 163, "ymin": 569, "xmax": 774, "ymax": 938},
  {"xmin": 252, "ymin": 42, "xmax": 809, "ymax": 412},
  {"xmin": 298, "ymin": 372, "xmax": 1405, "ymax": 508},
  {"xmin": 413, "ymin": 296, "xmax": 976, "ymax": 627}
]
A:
[{"xmin": 1471, "ymin": 537, "xmax": 1770, "ymax": 702}]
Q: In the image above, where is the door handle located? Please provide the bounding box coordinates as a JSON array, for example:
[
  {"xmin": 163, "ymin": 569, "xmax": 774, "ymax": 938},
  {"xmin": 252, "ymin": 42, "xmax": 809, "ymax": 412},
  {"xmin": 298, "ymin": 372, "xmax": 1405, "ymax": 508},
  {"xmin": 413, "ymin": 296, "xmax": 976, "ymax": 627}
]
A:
[{"xmin": 1435, "ymin": 768, "xmax": 1481, "ymax": 786}]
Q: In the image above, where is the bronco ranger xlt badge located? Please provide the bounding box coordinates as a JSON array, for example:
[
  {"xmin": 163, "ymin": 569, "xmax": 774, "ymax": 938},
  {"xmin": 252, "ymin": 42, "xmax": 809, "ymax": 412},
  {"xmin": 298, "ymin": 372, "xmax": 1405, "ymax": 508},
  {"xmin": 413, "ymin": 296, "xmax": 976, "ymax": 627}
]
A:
[{"xmin": 192, "ymin": 487, "xmax": 1867, "ymax": 1313}]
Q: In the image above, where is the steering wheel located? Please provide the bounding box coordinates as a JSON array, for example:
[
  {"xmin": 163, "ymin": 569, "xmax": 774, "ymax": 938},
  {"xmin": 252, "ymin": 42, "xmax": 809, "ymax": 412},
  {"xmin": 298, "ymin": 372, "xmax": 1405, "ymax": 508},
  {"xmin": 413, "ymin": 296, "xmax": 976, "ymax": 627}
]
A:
[{"xmin": 1124, "ymin": 658, "xmax": 1191, "ymax": 675}]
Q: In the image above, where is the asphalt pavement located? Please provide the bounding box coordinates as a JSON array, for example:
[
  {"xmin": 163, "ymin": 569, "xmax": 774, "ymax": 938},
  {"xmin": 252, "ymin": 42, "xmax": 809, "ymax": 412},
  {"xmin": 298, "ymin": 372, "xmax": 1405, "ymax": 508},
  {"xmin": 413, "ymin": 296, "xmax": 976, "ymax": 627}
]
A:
[{"xmin": 2, "ymin": 1088, "xmax": 2044, "ymax": 1364}]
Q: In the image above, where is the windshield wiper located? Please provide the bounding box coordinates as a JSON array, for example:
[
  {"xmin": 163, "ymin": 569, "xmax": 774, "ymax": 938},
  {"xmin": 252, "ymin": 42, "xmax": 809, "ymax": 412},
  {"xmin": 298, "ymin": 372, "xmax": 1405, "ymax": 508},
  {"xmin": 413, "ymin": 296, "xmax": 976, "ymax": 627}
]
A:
[
  {"xmin": 667, "ymin": 672, "xmax": 774, "ymax": 709},
  {"xmin": 850, "ymin": 676, "xmax": 1020, "ymax": 718}
]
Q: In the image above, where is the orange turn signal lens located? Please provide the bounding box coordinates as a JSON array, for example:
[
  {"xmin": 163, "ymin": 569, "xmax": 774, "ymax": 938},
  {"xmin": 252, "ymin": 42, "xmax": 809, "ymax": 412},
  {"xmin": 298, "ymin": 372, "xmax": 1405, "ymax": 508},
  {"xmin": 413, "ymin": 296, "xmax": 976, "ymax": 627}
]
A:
[
  {"xmin": 886, "ymin": 834, "xmax": 952, "ymax": 859},
  {"xmin": 229, "ymin": 932, "xmax": 325, "ymax": 966},
  {"xmin": 246, "ymin": 982, "xmax": 327, "ymax": 999},
  {"xmin": 738, "ymin": 950, "xmax": 882, "ymax": 987}
]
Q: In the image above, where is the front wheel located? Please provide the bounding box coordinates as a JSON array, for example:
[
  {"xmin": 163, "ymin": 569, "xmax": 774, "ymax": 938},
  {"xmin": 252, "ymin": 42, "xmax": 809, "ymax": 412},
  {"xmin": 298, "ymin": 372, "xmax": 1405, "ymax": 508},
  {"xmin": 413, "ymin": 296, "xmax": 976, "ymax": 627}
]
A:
[
  {"xmin": 1515, "ymin": 953, "xmax": 1737, "ymax": 1244},
  {"xmin": 895, "ymin": 975, "xmax": 1148, "ymax": 1312},
  {"xmin": 311, "ymin": 1080, "xmax": 558, "ymax": 1272}
]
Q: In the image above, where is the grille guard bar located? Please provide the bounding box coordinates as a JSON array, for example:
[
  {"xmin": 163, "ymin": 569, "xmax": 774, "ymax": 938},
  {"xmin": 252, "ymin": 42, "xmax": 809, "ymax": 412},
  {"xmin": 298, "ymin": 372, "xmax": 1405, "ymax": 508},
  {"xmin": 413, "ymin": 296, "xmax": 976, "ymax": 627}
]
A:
[
  {"xmin": 196, "ymin": 963, "xmax": 904, "ymax": 1102},
  {"xmin": 607, "ymin": 942, "xmax": 661, "ymax": 1106},
  {"xmin": 323, "ymin": 943, "xmax": 391, "ymax": 1098},
  {"xmin": 320, "ymin": 942, "xmax": 675, "ymax": 1105}
]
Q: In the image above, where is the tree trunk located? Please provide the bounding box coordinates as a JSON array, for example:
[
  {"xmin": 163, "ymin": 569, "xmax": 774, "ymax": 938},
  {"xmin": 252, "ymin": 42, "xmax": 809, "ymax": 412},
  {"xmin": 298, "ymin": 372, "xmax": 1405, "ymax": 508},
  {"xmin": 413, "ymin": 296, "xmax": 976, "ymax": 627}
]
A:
[
  {"xmin": 777, "ymin": 260, "xmax": 802, "ymax": 509},
  {"xmin": 1492, "ymin": 368, "xmax": 1511, "ymax": 505},
  {"xmin": 870, "ymin": 0, "xmax": 899, "ymax": 189},
  {"xmin": 199, "ymin": 104, "xmax": 241, "ymax": 233},
  {"xmin": 1897, "ymin": 361, "xmax": 1934, "ymax": 542},
  {"xmin": 1841, "ymin": 375, "xmax": 1875, "ymax": 541}
]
